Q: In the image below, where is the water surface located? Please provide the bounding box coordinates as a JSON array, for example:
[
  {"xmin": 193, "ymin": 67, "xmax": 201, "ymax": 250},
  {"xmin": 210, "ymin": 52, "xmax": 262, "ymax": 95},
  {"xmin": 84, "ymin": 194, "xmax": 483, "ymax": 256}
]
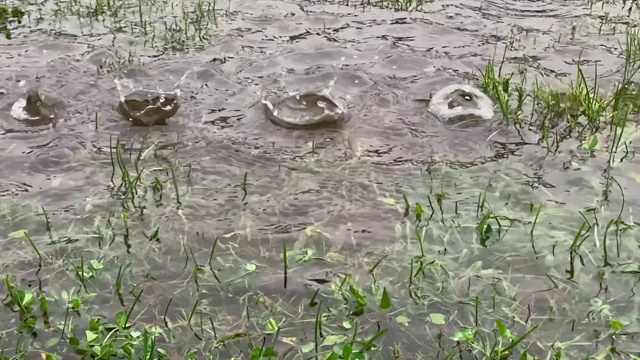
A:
[{"xmin": 1, "ymin": 0, "xmax": 640, "ymax": 358}]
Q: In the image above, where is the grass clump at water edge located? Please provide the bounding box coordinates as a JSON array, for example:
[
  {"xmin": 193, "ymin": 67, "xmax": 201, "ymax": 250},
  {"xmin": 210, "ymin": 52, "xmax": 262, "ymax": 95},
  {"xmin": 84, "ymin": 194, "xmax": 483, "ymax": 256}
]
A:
[{"xmin": 0, "ymin": 4, "xmax": 25, "ymax": 39}]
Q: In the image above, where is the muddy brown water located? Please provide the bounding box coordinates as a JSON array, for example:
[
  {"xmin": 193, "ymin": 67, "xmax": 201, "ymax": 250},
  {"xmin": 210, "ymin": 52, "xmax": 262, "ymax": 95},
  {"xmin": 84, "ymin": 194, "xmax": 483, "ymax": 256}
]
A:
[{"xmin": 1, "ymin": 0, "xmax": 640, "ymax": 358}]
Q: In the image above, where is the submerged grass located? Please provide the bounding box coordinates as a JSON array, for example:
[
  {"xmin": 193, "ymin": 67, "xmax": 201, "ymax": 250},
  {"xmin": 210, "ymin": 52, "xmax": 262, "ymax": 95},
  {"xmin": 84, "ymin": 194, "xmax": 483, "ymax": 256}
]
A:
[
  {"xmin": 356, "ymin": 0, "xmax": 430, "ymax": 11},
  {"xmin": 2, "ymin": 132, "xmax": 640, "ymax": 359}
]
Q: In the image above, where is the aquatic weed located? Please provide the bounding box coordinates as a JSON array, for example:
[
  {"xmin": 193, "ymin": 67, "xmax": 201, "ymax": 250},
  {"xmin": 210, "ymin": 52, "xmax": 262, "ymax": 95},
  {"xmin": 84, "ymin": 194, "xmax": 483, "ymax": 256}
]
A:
[
  {"xmin": 0, "ymin": 5, "xmax": 25, "ymax": 39},
  {"xmin": 356, "ymin": 0, "xmax": 429, "ymax": 11}
]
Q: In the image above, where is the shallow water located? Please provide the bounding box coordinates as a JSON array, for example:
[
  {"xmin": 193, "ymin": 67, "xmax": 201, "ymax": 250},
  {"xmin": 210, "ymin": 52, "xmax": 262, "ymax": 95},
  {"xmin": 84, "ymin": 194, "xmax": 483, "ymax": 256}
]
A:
[{"xmin": 2, "ymin": 0, "xmax": 640, "ymax": 358}]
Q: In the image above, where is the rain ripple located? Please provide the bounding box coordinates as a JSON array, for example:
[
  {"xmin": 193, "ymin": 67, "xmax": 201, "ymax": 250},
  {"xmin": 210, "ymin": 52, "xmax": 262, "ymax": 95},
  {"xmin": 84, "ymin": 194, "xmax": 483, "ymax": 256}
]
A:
[{"xmin": 480, "ymin": 0, "xmax": 583, "ymax": 19}]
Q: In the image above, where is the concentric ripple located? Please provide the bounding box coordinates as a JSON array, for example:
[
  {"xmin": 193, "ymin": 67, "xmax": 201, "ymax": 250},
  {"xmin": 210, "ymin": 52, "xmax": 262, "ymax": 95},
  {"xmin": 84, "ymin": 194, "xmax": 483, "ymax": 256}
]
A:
[{"xmin": 480, "ymin": 0, "xmax": 581, "ymax": 19}]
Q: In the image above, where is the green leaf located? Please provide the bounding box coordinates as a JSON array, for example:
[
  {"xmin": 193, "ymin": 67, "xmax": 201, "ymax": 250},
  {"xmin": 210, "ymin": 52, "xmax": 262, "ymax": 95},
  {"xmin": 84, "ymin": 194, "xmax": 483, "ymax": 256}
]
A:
[
  {"xmin": 46, "ymin": 337, "xmax": 61, "ymax": 347},
  {"xmin": 262, "ymin": 347, "xmax": 277, "ymax": 357},
  {"xmin": 519, "ymin": 350, "xmax": 535, "ymax": 360},
  {"xmin": 427, "ymin": 313, "xmax": 446, "ymax": 325},
  {"xmin": 8, "ymin": 230, "xmax": 27, "ymax": 238},
  {"xmin": 395, "ymin": 315, "xmax": 410, "ymax": 326},
  {"xmin": 19, "ymin": 291, "xmax": 35, "ymax": 307},
  {"xmin": 116, "ymin": 311, "xmax": 128, "ymax": 328},
  {"xmin": 39, "ymin": 295, "xmax": 49, "ymax": 312},
  {"xmin": 452, "ymin": 327, "xmax": 476, "ymax": 343},
  {"xmin": 495, "ymin": 319, "xmax": 512, "ymax": 339},
  {"xmin": 85, "ymin": 330, "xmax": 98, "ymax": 344},
  {"xmin": 300, "ymin": 343, "xmax": 315, "ymax": 353},
  {"xmin": 379, "ymin": 287, "xmax": 391, "ymax": 310},
  {"xmin": 90, "ymin": 345, "xmax": 103, "ymax": 357},
  {"xmin": 502, "ymin": 324, "xmax": 540, "ymax": 353},
  {"xmin": 415, "ymin": 203, "xmax": 424, "ymax": 223},
  {"xmin": 341, "ymin": 344, "xmax": 353, "ymax": 359},
  {"xmin": 69, "ymin": 336, "xmax": 80, "ymax": 346},
  {"xmin": 325, "ymin": 352, "xmax": 339, "ymax": 360},
  {"xmin": 245, "ymin": 263, "xmax": 257, "ymax": 272},
  {"xmin": 266, "ymin": 318, "xmax": 279, "ymax": 332},
  {"xmin": 89, "ymin": 318, "xmax": 101, "ymax": 331},
  {"xmin": 89, "ymin": 260, "xmax": 103, "ymax": 270},
  {"xmin": 609, "ymin": 319, "xmax": 625, "ymax": 332},
  {"xmin": 121, "ymin": 344, "xmax": 133, "ymax": 357},
  {"xmin": 348, "ymin": 285, "xmax": 367, "ymax": 307},
  {"xmin": 584, "ymin": 134, "xmax": 598, "ymax": 151},
  {"xmin": 483, "ymin": 223, "xmax": 493, "ymax": 238},
  {"xmin": 322, "ymin": 335, "xmax": 347, "ymax": 346}
]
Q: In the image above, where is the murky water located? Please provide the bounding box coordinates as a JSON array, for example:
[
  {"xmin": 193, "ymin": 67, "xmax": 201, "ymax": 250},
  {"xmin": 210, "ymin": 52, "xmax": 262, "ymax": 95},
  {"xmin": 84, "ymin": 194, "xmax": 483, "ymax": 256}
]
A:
[{"xmin": 2, "ymin": 0, "xmax": 640, "ymax": 358}]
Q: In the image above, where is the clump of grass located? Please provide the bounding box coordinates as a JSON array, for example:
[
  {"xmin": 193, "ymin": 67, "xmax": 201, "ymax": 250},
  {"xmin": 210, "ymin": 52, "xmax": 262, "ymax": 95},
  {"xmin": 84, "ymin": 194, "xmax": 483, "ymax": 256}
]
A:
[
  {"xmin": 2, "ymin": 274, "xmax": 169, "ymax": 360},
  {"xmin": 477, "ymin": 47, "xmax": 529, "ymax": 126},
  {"xmin": 477, "ymin": 27, "xmax": 640, "ymax": 205},
  {"xmin": 0, "ymin": 5, "xmax": 25, "ymax": 39},
  {"xmin": 21, "ymin": 0, "xmax": 223, "ymax": 54},
  {"xmin": 107, "ymin": 135, "xmax": 187, "ymax": 214},
  {"xmin": 356, "ymin": 0, "xmax": 430, "ymax": 12},
  {"xmin": 96, "ymin": 48, "xmax": 142, "ymax": 76},
  {"xmin": 482, "ymin": 27, "xmax": 640, "ymax": 140}
]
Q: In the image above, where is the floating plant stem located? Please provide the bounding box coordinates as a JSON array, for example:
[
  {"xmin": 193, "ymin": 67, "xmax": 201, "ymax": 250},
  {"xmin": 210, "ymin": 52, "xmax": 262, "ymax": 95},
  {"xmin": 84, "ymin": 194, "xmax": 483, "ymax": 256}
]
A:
[
  {"xmin": 566, "ymin": 221, "xmax": 589, "ymax": 281},
  {"xmin": 41, "ymin": 206, "xmax": 54, "ymax": 243},
  {"xmin": 415, "ymin": 224, "xmax": 426, "ymax": 258},
  {"xmin": 402, "ymin": 194, "xmax": 410, "ymax": 218},
  {"xmin": 115, "ymin": 263, "xmax": 126, "ymax": 306},
  {"xmin": 282, "ymin": 238, "xmax": 288, "ymax": 289},
  {"xmin": 22, "ymin": 231, "xmax": 43, "ymax": 267},
  {"xmin": 361, "ymin": 328, "xmax": 389, "ymax": 352},
  {"xmin": 109, "ymin": 135, "xmax": 116, "ymax": 187},
  {"xmin": 308, "ymin": 288, "xmax": 320, "ymax": 308},
  {"xmin": 187, "ymin": 299, "xmax": 201, "ymax": 340},
  {"xmin": 189, "ymin": 247, "xmax": 201, "ymax": 291},
  {"xmin": 115, "ymin": 137, "xmax": 132, "ymax": 190},
  {"xmin": 169, "ymin": 164, "xmax": 181, "ymax": 208},
  {"xmin": 72, "ymin": 256, "xmax": 89, "ymax": 294},
  {"xmin": 368, "ymin": 254, "xmax": 388, "ymax": 283},
  {"xmin": 163, "ymin": 298, "xmax": 173, "ymax": 328},
  {"xmin": 123, "ymin": 288, "xmax": 143, "ymax": 330},
  {"xmin": 241, "ymin": 170, "xmax": 248, "ymax": 202},
  {"xmin": 314, "ymin": 300, "xmax": 323, "ymax": 355},
  {"xmin": 530, "ymin": 203, "xmax": 542, "ymax": 254},
  {"xmin": 206, "ymin": 237, "xmax": 222, "ymax": 283},
  {"xmin": 602, "ymin": 219, "xmax": 615, "ymax": 267},
  {"xmin": 122, "ymin": 212, "xmax": 131, "ymax": 253},
  {"xmin": 207, "ymin": 236, "xmax": 219, "ymax": 270}
]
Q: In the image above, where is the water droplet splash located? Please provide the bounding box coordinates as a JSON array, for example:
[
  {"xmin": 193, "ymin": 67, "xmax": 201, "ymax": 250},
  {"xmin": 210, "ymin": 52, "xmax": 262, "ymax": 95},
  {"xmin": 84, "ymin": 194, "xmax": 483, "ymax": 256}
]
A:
[
  {"xmin": 428, "ymin": 84, "xmax": 495, "ymax": 121},
  {"xmin": 114, "ymin": 78, "xmax": 181, "ymax": 126},
  {"xmin": 10, "ymin": 98, "xmax": 38, "ymax": 121},
  {"xmin": 261, "ymin": 85, "xmax": 349, "ymax": 128},
  {"xmin": 10, "ymin": 89, "xmax": 58, "ymax": 124}
]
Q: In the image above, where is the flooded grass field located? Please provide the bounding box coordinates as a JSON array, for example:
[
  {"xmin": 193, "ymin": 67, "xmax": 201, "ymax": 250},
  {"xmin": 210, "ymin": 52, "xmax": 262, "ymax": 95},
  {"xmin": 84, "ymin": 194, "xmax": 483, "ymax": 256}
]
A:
[{"xmin": 2, "ymin": 0, "xmax": 640, "ymax": 358}]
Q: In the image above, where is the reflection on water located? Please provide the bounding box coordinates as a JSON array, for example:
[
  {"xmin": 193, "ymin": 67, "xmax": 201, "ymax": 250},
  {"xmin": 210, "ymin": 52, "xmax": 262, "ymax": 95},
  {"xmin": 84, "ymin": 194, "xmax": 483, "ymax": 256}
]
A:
[{"xmin": 1, "ymin": 0, "xmax": 640, "ymax": 357}]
